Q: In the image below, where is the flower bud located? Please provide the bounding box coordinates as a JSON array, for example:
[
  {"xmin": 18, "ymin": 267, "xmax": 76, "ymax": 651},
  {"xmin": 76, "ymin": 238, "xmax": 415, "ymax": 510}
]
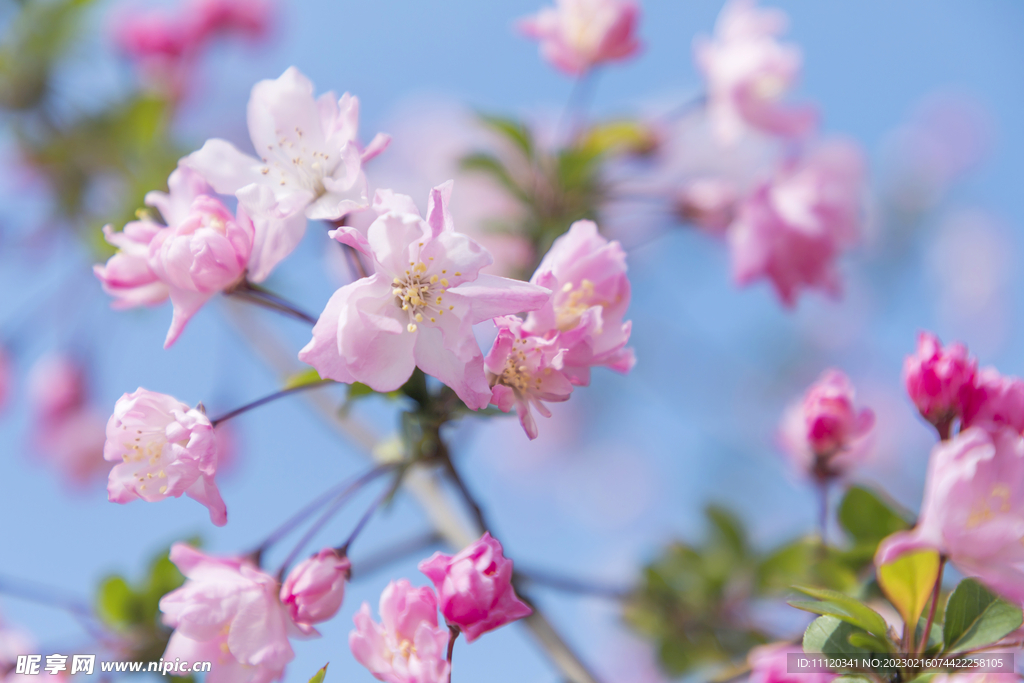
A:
[
  {"xmin": 280, "ymin": 548, "xmax": 351, "ymax": 629},
  {"xmin": 903, "ymin": 331, "xmax": 976, "ymax": 428}
]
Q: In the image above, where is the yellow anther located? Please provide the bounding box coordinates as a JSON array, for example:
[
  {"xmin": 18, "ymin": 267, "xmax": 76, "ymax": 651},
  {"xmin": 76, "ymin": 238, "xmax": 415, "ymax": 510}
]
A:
[
  {"xmin": 407, "ymin": 323, "xmax": 418, "ymax": 332},
  {"xmin": 159, "ymin": 486, "xmax": 167, "ymax": 494},
  {"xmin": 441, "ymin": 278, "xmax": 448, "ymax": 286},
  {"xmin": 430, "ymin": 275, "xmax": 438, "ymax": 283},
  {"xmin": 415, "ymin": 313, "xmax": 423, "ymax": 322}
]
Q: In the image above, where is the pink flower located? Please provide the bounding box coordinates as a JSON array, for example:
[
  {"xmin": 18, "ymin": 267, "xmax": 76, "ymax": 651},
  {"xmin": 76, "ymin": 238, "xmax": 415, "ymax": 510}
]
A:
[
  {"xmin": 876, "ymin": 426, "xmax": 1024, "ymax": 605},
  {"xmin": 779, "ymin": 369, "xmax": 874, "ymax": 481},
  {"xmin": 147, "ymin": 192, "xmax": 254, "ymax": 347},
  {"xmin": 280, "ymin": 549, "xmax": 351, "ymax": 633},
  {"xmin": 104, "ymin": 388, "xmax": 226, "ymax": 526},
  {"xmin": 418, "ymin": 532, "xmax": 533, "ymax": 642},
  {"xmin": 518, "ymin": 0, "xmax": 641, "ymax": 76},
  {"xmin": 160, "ymin": 544, "xmax": 296, "ymax": 683},
  {"xmin": 674, "ymin": 178, "xmax": 739, "ymax": 235},
  {"xmin": 522, "ymin": 220, "xmax": 634, "ymax": 385},
  {"xmin": 186, "ymin": 66, "xmax": 389, "ymax": 230},
  {"xmin": 729, "ymin": 139, "xmax": 866, "ymax": 306},
  {"xmin": 27, "ymin": 354, "xmax": 86, "ymax": 422},
  {"xmin": 485, "ymin": 316, "xmax": 574, "ymax": 440},
  {"xmin": 695, "ymin": 0, "xmax": 817, "ymax": 144},
  {"xmin": 961, "ymin": 367, "xmax": 1024, "ymax": 436},
  {"xmin": 903, "ymin": 332, "xmax": 976, "ymax": 429},
  {"xmin": 349, "ymin": 580, "xmax": 450, "ymax": 683},
  {"xmin": 299, "ymin": 182, "xmax": 550, "ymax": 410},
  {"xmin": 748, "ymin": 643, "xmax": 835, "ymax": 683}
]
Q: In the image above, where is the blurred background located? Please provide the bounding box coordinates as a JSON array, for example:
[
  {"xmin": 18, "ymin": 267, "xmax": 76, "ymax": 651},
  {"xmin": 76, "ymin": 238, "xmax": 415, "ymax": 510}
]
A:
[{"xmin": 1, "ymin": 0, "xmax": 1023, "ymax": 681}]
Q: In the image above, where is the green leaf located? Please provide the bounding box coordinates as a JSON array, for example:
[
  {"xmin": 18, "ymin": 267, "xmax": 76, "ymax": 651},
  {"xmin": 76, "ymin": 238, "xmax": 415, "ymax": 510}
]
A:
[
  {"xmin": 790, "ymin": 586, "xmax": 891, "ymax": 641},
  {"xmin": 96, "ymin": 576, "xmax": 133, "ymax": 628},
  {"xmin": 308, "ymin": 664, "xmax": 328, "ymax": 683},
  {"xmin": 803, "ymin": 615, "xmax": 873, "ymax": 657},
  {"xmin": 839, "ymin": 486, "xmax": 912, "ymax": 545},
  {"xmin": 477, "ymin": 113, "xmax": 533, "ymax": 159},
  {"xmin": 578, "ymin": 120, "xmax": 657, "ymax": 158},
  {"xmin": 847, "ymin": 632, "xmax": 891, "ymax": 653},
  {"xmin": 706, "ymin": 505, "xmax": 747, "ymax": 558},
  {"xmin": 942, "ymin": 578, "xmax": 1023, "ymax": 653},
  {"xmin": 283, "ymin": 368, "xmax": 322, "ymax": 390},
  {"xmin": 459, "ymin": 153, "xmax": 528, "ymax": 203},
  {"xmin": 877, "ymin": 549, "xmax": 940, "ymax": 628}
]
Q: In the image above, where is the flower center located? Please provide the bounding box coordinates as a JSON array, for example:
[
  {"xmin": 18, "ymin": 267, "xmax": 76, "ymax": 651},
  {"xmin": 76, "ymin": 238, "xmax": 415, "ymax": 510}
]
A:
[
  {"xmin": 260, "ymin": 128, "xmax": 336, "ymax": 197},
  {"xmin": 555, "ymin": 279, "xmax": 600, "ymax": 331},
  {"xmin": 398, "ymin": 639, "xmax": 417, "ymax": 660},
  {"xmin": 495, "ymin": 340, "xmax": 544, "ymax": 396},
  {"xmin": 392, "ymin": 260, "xmax": 454, "ymax": 332}
]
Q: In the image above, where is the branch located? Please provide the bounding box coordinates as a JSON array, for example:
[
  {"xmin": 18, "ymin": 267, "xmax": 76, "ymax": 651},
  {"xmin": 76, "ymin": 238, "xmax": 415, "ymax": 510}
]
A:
[{"xmin": 211, "ymin": 379, "xmax": 335, "ymax": 425}]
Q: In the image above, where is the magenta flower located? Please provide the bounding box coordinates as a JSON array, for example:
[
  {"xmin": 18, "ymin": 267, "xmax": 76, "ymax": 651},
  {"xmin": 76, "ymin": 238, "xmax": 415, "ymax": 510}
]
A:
[
  {"xmin": 778, "ymin": 369, "xmax": 874, "ymax": 481},
  {"xmin": 148, "ymin": 193, "xmax": 254, "ymax": 347},
  {"xmin": 187, "ymin": 66, "xmax": 389, "ymax": 227},
  {"xmin": 485, "ymin": 316, "xmax": 574, "ymax": 440},
  {"xmin": 518, "ymin": 0, "xmax": 641, "ymax": 76},
  {"xmin": 695, "ymin": 0, "xmax": 817, "ymax": 144},
  {"xmin": 961, "ymin": 367, "xmax": 1024, "ymax": 436},
  {"xmin": 729, "ymin": 139, "xmax": 866, "ymax": 306},
  {"xmin": 903, "ymin": 332, "xmax": 977, "ymax": 431},
  {"xmin": 104, "ymin": 389, "xmax": 226, "ymax": 526},
  {"xmin": 160, "ymin": 544, "xmax": 296, "ymax": 683},
  {"xmin": 299, "ymin": 182, "xmax": 550, "ymax": 410},
  {"xmin": 876, "ymin": 427, "xmax": 1024, "ymax": 605},
  {"xmin": 748, "ymin": 643, "xmax": 835, "ymax": 683},
  {"xmin": 523, "ymin": 219, "xmax": 634, "ymax": 386},
  {"xmin": 349, "ymin": 580, "xmax": 450, "ymax": 683},
  {"xmin": 418, "ymin": 532, "xmax": 533, "ymax": 642},
  {"xmin": 280, "ymin": 548, "xmax": 351, "ymax": 634}
]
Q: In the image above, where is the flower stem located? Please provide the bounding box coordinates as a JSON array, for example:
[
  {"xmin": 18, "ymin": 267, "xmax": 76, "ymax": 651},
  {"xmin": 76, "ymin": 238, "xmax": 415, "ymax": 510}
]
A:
[
  {"xmin": 439, "ymin": 442, "xmax": 490, "ymax": 535},
  {"xmin": 210, "ymin": 379, "xmax": 335, "ymax": 426},
  {"xmin": 446, "ymin": 625, "xmax": 460, "ymax": 683},
  {"xmin": 226, "ymin": 281, "xmax": 318, "ymax": 325},
  {"xmin": 920, "ymin": 556, "xmax": 946, "ymax": 655},
  {"xmin": 336, "ymin": 471, "xmax": 404, "ymax": 556}
]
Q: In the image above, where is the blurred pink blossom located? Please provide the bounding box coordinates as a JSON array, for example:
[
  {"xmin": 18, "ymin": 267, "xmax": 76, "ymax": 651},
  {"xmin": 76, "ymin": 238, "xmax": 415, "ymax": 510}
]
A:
[
  {"xmin": 695, "ymin": 0, "xmax": 817, "ymax": 144},
  {"xmin": 104, "ymin": 388, "xmax": 227, "ymax": 526},
  {"xmin": 349, "ymin": 579, "xmax": 450, "ymax": 683},
  {"xmin": 729, "ymin": 139, "xmax": 866, "ymax": 306},
  {"xmin": 160, "ymin": 543, "xmax": 297, "ymax": 683},
  {"xmin": 748, "ymin": 643, "xmax": 835, "ymax": 683},
  {"xmin": 876, "ymin": 426, "xmax": 1024, "ymax": 605},
  {"xmin": 779, "ymin": 369, "xmax": 874, "ymax": 481},
  {"xmin": 903, "ymin": 332, "xmax": 976, "ymax": 432},
  {"xmin": 961, "ymin": 367, "xmax": 1024, "ymax": 436},
  {"xmin": 280, "ymin": 549, "xmax": 350, "ymax": 634},
  {"xmin": 674, "ymin": 177, "xmax": 738, "ymax": 234},
  {"xmin": 518, "ymin": 0, "xmax": 641, "ymax": 76},
  {"xmin": 300, "ymin": 182, "xmax": 550, "ymax": 410},
  {"xmin": 418, "ymin": 532, "xmax": 532, "ymax": 642}
]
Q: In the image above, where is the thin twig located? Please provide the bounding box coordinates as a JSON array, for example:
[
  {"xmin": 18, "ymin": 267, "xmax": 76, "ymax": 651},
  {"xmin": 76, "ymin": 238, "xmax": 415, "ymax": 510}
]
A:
[
  {"xmin": 210, "ymin": 379, "xmax": 335, "ymax": 426},
  {"xmin": 342, "ymin": 244, "xmax": 368, "ymax": 280},
  {"xmin": 225, "ymin": 281, "xmax": 318, "ymax": 325},
  {"xmin": 515, "ymin": 568, "xmax": 631, "ymax": 601},
  {"xmin": 446, "ymin": 625, "xmax": 460, "ymax": 683},
  {"xmin": 348, "ymin": 531, "xmax": 444, "ymax": 580},
  {"xmin": 337, "ymin": 472, "xmax": 403, "ymax": 555},
  {"xmin": 920, "ymin": 556, "xmax": 946, "ymax": 654}
]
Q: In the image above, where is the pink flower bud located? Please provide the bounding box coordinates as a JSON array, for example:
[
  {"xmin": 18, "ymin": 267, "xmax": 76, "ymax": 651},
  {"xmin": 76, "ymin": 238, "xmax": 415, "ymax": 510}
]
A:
[
  {"xmin": 418, "ymin": 533, "xmax": 533, "ymax": 642},
  {"xmin": 93, "ymin": 220, "xmax": 169, "ymax": 310},
  {"xmin": 961, "ymin": 367, "xmax": 1024, "ymax": 436},
  {"xmin": 519, "ymin": 0, "xmax": 642, "ymax": 77},
  {"xmin": 779, "ymin": 369, "xmax": 874, "ymax": 480},
  {"xmin": 280, "ymin": 549, "xmax": 351, "ymax": 631},
  {"xmin": 104, "ymin": 388, "xmax": 226, "ymax": 526},
  {"xmin": 903, "ymin": 332, "xmax": 976, "ymax": 428}
]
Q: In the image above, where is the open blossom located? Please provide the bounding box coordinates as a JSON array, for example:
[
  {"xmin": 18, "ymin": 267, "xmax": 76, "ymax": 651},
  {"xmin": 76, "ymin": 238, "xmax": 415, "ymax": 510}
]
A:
[
  {"xmin": 748, "ymin": 643, "xmax": 835, "ymax": 683},
  {"xmin": 729, "ymin": 139, "xmax": 866, "ymax": 306},
  {"xmin": 104, "ymin": 388, "xmax": 226, "ymax": 526},
  {"xmin": 94, "ymin": 221, "xmax": 170, "ymax": 310},
  {"xmin": 418, "ymin": 532, "xmax": 532, "ymax": 642},
  {"xmin": 876, "ymin": 426, "xmax": 1024, "ymax": 604},
  {"xmin": 187, "ymin": 66, "xmax": 389, "ymax": 233},
  {"xmin": 160, "ymin": 544, "xmax": 296, "ymax": 683},
  {"xmin": 961, "ymin": 367, "xmax": 1024, "ymax": 436},
  {"xmin": 695, "ymin": 0, "xmax": 817, "ymax": 144},
  {"xmin": 299, "ymin": 182, "xmax": 550, "ymax": 410},
  {"xmin": 523, "ymin": 220, "xmax": 634, "ymax": 385},
  {"xmin": 779, "ymin": 369, "xmax": 874, "ymax": 481},
  {"xmin": 486, "ymin": 316, "xmax": 574, "ymax": 440},
  {"xmin": 903, "ymin": 332, "xmax": 976, "ymax": 429},
  {"xmin": 280, "ymin": 549, "xmax": 350, "ymax": 633},
  {"xmin": 349, "ymin": 580, "xmax": 450, "ymax": 683},
  {"xmin": 518, "ymin": 0, "xmax": 641, "ymax": 76}
]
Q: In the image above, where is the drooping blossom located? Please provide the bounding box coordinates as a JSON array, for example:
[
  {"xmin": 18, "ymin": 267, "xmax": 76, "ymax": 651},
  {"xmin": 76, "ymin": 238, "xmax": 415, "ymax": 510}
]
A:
[
  {"xmin": 729, "ymin": 139, "xmax": 866, "ymax": 306},
  {"xmin": 349, "ymin": 580, "xmax": 450, "ymax": 683},
  {"xmin": 674, "ymin": 177, "xmax": 738, "ymax": 235},
  {"xmin": 485, "ymin": 316, "xmax": 574, "ymax": 440},
  {"xmin": 299, "ymin": 181, "xmax": 550, "ymax": 410},
  {"xmin": 160, "ymin": 544, "xmax": 296, "ymax": 683},
  {"xmin": 418, "ymin": 532, "xmax": 532, "ymax": 642},
  {"xmin": 694, "ymin": 0, "xmax": 817, "ymax": 144},
  {"xmin": 876, "ymin": 426, "xmax": 1024, "ymax": 605},
  {"xmin": 113, "ymin": 0, "xmax": 271, "ymax": 99},
  {"xmin": 522, "ymin": 219, "xmax": 634, "ymax": 385},
  {"xmin": 518, "ymin": 0, "xmax": 641, "ymax": 76},
  {"xmin": 961, "ymin": 367, "xmax": 1024, "ymax": 436},
  {"xmin": 280, "ymin": 549, "xmax": 351, "ymax": 634},
  {"xmin": 27, "ymin": 354, "xmax": 109, "ymax": 487},
  {"xmin": 748, "ymin": 643, "xmax": 835, "ymax": 683},
  {"xmin": 104, "ymin": 388, "xmax": 226, "ymax": 526},
  {"xmin": 186, "ymin": 66, "xmax": 389, "ymax": 234},
  {"xmin": 778, "ymin": 369, "xmax": 875, "ymax": 481},
  {"xmin": 903, "ymin": 332, "xmax": 976, "ymax": 432},
  {"xmin": 95, "ymin": 163, "xmax": 300, "ymax": 346}
]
